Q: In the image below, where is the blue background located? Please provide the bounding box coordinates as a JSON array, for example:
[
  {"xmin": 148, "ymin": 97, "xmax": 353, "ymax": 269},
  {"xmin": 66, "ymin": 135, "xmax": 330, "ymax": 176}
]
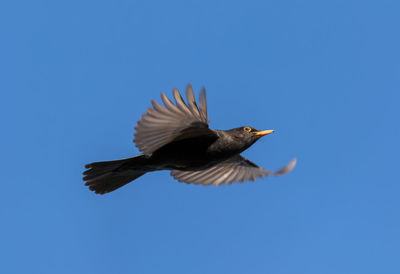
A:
[{"xmin": 1, "ymin": 1, "xmax": 399, "ymax": 273}]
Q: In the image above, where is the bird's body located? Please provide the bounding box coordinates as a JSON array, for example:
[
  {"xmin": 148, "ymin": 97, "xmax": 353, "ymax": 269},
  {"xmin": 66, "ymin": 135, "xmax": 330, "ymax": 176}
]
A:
[
  {"xmin": 149, "ymin": 128, "xmax": 255, "ymax": 170},
  {"xmin": 83, "ymin": 85, "xmax": 296, "ymax": 194},
  {"xmin": 147, "ymin": 128, "xmax": 220, "ymax": 171}
]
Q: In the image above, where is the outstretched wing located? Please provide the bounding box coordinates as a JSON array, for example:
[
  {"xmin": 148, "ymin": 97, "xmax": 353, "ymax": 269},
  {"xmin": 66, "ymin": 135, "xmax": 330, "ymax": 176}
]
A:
[
  {"xmin": 134, "ymin": 84, "xmax": 210, "ymax": 155},
  {"xmin": 171, "ymin": 156, "xmax": 296, "ymax": 186}
]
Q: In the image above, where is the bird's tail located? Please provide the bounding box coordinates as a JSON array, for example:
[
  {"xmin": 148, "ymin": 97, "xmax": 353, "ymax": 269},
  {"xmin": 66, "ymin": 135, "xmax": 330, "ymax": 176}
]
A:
[{"xmin": 83, "ymin": 155, "xmax": 149, "ymax": 194}]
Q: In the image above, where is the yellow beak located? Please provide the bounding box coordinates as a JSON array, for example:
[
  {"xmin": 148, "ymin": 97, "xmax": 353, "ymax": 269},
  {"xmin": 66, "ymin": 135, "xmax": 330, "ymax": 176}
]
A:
[{"xmin": 254, "ymin": 129, "xmax": 275, "ymax": 136}]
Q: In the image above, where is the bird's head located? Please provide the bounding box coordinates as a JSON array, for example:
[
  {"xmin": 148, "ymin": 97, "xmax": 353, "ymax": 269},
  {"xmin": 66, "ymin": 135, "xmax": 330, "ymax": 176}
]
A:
[
  {"xmin": 224, "ymin": 126, "xmax": 275, "ymax": 152},
  {"xmin": 237, "ymin": 126, "xmax": 275, "ymax": 140}
]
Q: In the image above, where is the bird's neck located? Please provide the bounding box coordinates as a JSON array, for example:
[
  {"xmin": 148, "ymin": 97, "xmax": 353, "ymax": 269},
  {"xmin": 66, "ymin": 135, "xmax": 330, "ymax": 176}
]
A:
[{"xmin": 207, "ymin": 130, "xmax": 251, "ymax": 157}]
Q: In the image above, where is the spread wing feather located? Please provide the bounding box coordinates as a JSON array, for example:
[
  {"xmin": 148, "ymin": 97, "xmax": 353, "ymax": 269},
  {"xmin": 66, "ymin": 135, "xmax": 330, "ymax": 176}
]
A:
[
  {"xmin": 171, "ymin": 156, "xmax": 296, "ymax": 186},
  {"xmin": 134, "ymin": 84, "xmax": 210, "ymax": 155}
]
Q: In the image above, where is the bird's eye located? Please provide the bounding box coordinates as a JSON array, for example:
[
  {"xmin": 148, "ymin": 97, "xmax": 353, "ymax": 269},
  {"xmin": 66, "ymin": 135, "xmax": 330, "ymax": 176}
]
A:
[{"xmin": 243, "ymin": 127, "xmax": 252, "ymax": 132}]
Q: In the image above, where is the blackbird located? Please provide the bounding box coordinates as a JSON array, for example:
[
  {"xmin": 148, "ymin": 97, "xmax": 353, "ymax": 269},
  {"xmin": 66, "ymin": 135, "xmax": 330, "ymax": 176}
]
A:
[{"xmin": 83, "ymin": 84, "xmax": 296, "ymax": 194}]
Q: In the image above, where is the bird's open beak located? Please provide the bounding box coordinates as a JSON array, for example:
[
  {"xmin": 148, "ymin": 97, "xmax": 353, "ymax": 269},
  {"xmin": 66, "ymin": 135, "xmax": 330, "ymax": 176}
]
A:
[{"xmin": 254, "ymin": 129, "xmax": 275, "ymax": 136}]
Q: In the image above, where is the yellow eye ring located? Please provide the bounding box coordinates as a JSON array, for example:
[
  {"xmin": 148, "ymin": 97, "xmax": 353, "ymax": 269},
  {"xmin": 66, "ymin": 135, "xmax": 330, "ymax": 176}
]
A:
[{"xmin": 243, "ymin": 127, "xmax": 252, "ymax": 132}]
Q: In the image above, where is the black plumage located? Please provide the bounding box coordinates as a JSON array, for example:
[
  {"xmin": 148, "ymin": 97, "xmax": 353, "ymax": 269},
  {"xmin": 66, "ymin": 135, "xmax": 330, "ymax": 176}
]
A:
[{"xmin": 83, "ymin": 84, "xmax": 296, "ymax": 194}]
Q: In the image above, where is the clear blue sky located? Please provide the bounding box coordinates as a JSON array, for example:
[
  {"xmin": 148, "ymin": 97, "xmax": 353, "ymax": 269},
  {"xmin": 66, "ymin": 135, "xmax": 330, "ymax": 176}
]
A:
[{"xmin": 1, "ymin": 0, "xmax": 399, "ymax": 273}]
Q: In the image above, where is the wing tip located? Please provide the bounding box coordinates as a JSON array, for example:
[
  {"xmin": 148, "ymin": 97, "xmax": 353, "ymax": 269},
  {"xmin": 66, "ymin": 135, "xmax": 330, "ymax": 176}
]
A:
[{"xmin": 273, "ymin": 158, "xmax": 297, "ymax": 176}]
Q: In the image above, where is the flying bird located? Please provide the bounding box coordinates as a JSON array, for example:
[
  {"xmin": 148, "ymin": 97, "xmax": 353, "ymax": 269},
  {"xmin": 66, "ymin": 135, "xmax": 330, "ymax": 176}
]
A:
[{"xmin": 83, "ymin": 84, "xmax": 296, "ymax": 194}]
